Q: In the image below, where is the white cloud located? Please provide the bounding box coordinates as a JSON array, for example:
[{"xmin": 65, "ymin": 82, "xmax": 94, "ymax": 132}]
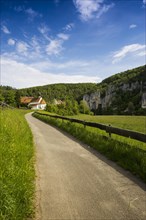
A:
[
  {"xmin": 38, "ymin": 24, "xmax": 50, "ymax": 34},
  {"xmin": 129, "ymin": 24, "xmax": 137, "ymax": 29},
  {"xmin": 1, "ymin": 57, "xmax": 100, "ymax": 88},
  {"xmin": 143, "ymin": 0, "xmax": 146, "ymax": 4},
  {"xmin": 8, "ymin": 38, "xmax": 15, "ymax": 46},
  {"xmin": 112, "ymin": 44, "xmax": 146, "ymax": 63},
  {"xmin": 64, "ymin": 23, "xmax": 74, "ymax": 31},
  {"xmin": 30, "ymin": 36, "xmax": 41, "ymax": 54},
  {"xmin": 46, "ymin": 32, "xmax": 70, "ymax": 56},
  {"xmin": 16, "ymin": 41, "xmax": 29, "ymax": 55},
  {"xmin": 25, "ymin": 8, "xmax": 37, "ymax": 16},
  {"xmin": 96, "ymin": 3, "xmax": 114, "ymax": 18},
  {"xmin": 137, "ymin": 51, "xmax": 146, "ymax": 56},
  {"xmin": 46, "ymin": 39, "xmax": 63, "ymax": 56},
  {"xmin": 1, "ymin": 25, "xmax": 10, "ymax": 34},
  {"xmin": 25, "ymin": 8, "xmax": 42, "ymax": 20},
  {"xmin": 57, "ymin": 33, "xmax": 70, "ymax": 40},
  {"xmin": 73, "ymin": 0, "xmax": 114, "ymax": 21},
  {"xmin": 30, "ymin": 60, "xmax": 90, "ymax": 72}
]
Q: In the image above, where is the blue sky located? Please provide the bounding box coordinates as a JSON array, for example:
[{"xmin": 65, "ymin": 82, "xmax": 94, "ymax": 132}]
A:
[{"xmin": 1, "ymin": 0, "xmax": 146, "ymax": 88}]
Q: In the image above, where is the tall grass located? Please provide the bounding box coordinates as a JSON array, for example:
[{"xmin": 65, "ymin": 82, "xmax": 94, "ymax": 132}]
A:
[
  {"xmin": 33, "ymin": 112, "xmax": 146, "ymax": 183},
  {"xmin": 0, "ymin": 109, "xmax": 35, "ymax": 220}
]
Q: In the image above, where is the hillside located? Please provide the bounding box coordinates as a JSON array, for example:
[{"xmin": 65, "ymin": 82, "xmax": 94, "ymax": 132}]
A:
[
  {"xmin": 0, "ymin": 65, "xmax": 145, "ymax": 115},
  {"xmin": 84, "ymin": 65, "xmax": 146, "ymax": 115},
  {"xmin": 19, "ymin": 83, "xmax": 98, "ymax": 103}
]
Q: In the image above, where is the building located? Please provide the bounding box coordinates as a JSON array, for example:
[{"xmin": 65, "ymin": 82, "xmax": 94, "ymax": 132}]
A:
[{"xmin": 20, "ymin": 96, "xmax": 46, "ymax": 110}]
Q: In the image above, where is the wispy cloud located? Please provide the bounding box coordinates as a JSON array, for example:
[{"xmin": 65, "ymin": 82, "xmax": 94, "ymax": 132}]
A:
[
  {"xmin": 46, "ymin": 31, "xmax": 70, "ymax": 56},
  {"xmin": 16, "ymin": 41, "xmax": 29, "ymax": 55},
  {"xmin": 38, "ymin": 24, "xmax": 50, "ymax": 41},
  {"xmin": 30, "ymin": 60, "xmax": 90, "ymax": 72},
  {"xmin": 8, "ymin": 38, "xmax": 15, "ymax": 46},
  {"xmin": 129, "ymin": 24, "xmax": 137, "ymax": 29},
  {"xmin": 1, "ymin": 57, "xmax": 100, "ymax": 88},
  {"xmin": 64, "ymin": 23, "xmax": 75, "ymax": 31},
  {"xmin": 46, "ymin": 39, "xmax": 63, "ymax": 56},
  {"xmin": 57, "ymin": 33, "xmax": 70, "ymax": 40},
  {"xmin": 143, "ymin": 0, "xmax": 146, "ymax": 4},
  {"xmin": 30, "ymin": 36, "xmax": 41, "ymax": 54},
  {"xmin": 14, "ymin": 6, "xmax": 42, "ymax": 21},
  {"xmin": 112, "ymin": 44, "xmax": 145, "ymax": 63},
  {"xmin": 25, "ymin": 8, "xmax": 42, "ymax": 20},
  {"xmin": 38, "ymin": 24, "xmax": 50, "ymax": 34},
  {"xmin": 1, "ymin": 25, "xmax": 11, "ymax": 34},
  {"xmin": 96, "ymin": 3, "xmax": 114, "ymax": 19},
  {"xmin": 73, "ymin": 0, "xmax": 114, "ymax": 21}
]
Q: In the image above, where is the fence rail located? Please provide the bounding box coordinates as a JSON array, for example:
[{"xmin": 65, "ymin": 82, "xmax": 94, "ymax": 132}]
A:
[{"xmin": 35, "ymin": 112, "xmax": 146, "ymax": 143}]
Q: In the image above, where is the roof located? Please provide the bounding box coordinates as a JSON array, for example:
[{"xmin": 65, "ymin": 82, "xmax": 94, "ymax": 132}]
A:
[
  {"xmin": 20, "ymin": 97, "xmax": 34, "ymax": 104},
  {"xmin": 20, "ymin": 96, "xmax": 46, "ymax": 106},
  {"xmin": 40, "ymin": 99, "xmax": 46, "ymax": 104},
  {"xmin": 30, "ymin": 97, "xmax": 41, "ymax": 103}
]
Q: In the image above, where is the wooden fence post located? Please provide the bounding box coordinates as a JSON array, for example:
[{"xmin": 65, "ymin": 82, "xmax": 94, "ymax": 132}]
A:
[{"xmin": 108, "ymin": 124, "xmax": 111, "ymax": 138}]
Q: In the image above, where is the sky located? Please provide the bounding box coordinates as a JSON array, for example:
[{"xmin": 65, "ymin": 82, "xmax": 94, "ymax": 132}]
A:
[{"xmin": 0, "ymin": 0, "xmax": 146, "ymax": 88}]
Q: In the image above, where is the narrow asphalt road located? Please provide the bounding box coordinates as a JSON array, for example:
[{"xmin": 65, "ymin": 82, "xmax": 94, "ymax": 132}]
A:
[{"xmin": 25, "ymin": 113, "xmax": 146, "ymax": 220}]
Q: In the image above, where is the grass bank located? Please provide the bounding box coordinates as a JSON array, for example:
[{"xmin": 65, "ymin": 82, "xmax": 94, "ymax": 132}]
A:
[
  {"xmin": 0, "ymin": 109, "xmax": 35, "ymax": 220},
  {"xmin": 37, "ymin": 111, "xmax": 146, "ymax": 151},
  {"xmin": 33, "ymin": 112, "xmax": 146, "ymax": 183}
]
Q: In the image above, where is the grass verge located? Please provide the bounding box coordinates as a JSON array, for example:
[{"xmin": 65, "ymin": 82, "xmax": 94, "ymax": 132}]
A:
[
  {"xmin": 0, "ymin": 109, "xmax": 35, "ymax": 220},
  {"xmin": 33, "ymin": 112, "xmax": 146, "ymax": 183}
]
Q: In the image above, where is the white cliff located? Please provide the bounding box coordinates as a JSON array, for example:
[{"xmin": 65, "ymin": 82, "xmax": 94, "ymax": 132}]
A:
[{"xmin": 83, "ymin": 81, "xmax": 145, "ymax": 110}]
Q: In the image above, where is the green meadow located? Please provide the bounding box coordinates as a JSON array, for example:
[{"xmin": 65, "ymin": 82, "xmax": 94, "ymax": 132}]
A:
[
  {"xmin": 0, "ymin": 109, "xmax": 35, "ymax": 220},
  {"xmin": 70, "ymin": 114, "xmax": 146, "ymax": 134}
]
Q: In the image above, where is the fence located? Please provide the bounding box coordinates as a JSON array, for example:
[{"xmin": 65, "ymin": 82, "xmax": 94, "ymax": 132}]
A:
[{"xmin": 35, "ymin": 112, "xmax": 146, "ymax": 143}]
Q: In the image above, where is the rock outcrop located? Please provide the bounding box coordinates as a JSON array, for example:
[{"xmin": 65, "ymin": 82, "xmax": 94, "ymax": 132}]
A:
[
  {"xmin": 142, "ymin": 93, "xmax": 146, "ymax": 109},
  {"xmin": 83, "ymin": 81, "xmax": 145, "ymax": 111}
]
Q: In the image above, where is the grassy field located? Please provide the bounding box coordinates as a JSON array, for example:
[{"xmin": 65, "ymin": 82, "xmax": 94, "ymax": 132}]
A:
[
  {"xmin": 71, "ymin": 114, "xmax": 146, "ymax": 151},
  {"xmin": 37, "ymin": 111, "xmax": 146, "ymax": 150},
  {"xmin": 70, "ymin": 114, "xmax": 146, "ymax": 134},
  {"xmin": 33, "ymin": 112, "xmax": 146, "ymax": 183},
  {"xmin": 0, "ymin": 109, "xmax": 35, "ymax": 220}
]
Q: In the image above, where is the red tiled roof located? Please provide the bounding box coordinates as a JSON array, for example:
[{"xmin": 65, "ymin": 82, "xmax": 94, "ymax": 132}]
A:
[{"xmin": 20, "ymin": 97, "xmax": 34, "ymax": 104}]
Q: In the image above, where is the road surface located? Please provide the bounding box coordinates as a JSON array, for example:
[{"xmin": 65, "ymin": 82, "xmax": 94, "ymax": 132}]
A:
[{"xmin": 25, "ymin": 113, "xmax": 146, "ymax": 220}]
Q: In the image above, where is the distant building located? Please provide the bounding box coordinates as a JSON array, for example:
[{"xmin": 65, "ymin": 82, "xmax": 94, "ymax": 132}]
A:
[
  {"xmin": 20, "ymin": 96, "xmax": 46, "ymax": 110},
  {"xmin": 53, "ymin": 99, "xmax": 64, "ymax": 105}
]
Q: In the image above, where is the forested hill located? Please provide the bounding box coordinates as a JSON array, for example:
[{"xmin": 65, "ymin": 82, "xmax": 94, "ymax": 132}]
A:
[
  {"xmin": 19, "ymin": 83, "xmax": 98, "ymax": 102},
  {"xmin": 0, "ymin": 65, "xmax": 145, "ymax": 111},
  {"xmin": 102, "ymin": 65, "xmax": 146, "ymax": 86},
  {"xmin": 18, "ymin": 65, "xmax": 145, "ymax": 102}
]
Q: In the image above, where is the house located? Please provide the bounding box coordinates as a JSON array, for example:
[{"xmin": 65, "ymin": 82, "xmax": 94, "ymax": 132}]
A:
[{"xmin": 20, "ymin": 96, "xmax": 46, "ymax": 110}]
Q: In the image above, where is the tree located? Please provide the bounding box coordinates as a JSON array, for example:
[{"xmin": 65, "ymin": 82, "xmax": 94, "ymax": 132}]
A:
[
  {"xmin": 128, "ymin": 102, "xmax": 135, "ymax": 115},
  {"xmin": 4, "ymin": 90, "xmax": 16, "ymax": 106},
  {"xmin": 15, "ymin": 90, "xmax": 21, "ymax": 108},
  {"xmin": 79, "ymin": 100, "xmax": 90, "ymax": 114},
  {"xmin": 0, "ymin": 93, "xmax": 4, "ymax": 102}
]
